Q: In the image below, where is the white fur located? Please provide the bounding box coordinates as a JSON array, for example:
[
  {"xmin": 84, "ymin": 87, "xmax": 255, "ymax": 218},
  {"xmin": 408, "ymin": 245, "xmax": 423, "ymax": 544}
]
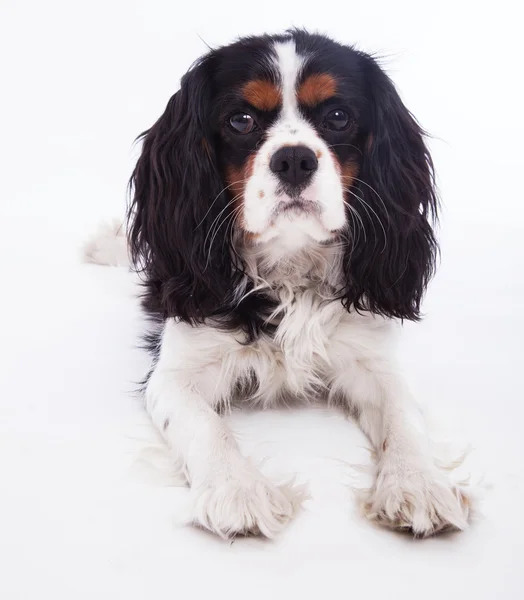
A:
[
  {"xmin": 243, "ymin": 40, "xmax": 346, "ymax": 243},
  {"xmin": 83, "ymin": 219, "xmax": 129, "ymax": 267},
  {"xmin": 146, "ymin": 326, "xmax": 308, "ymax": 537},
  {"xmin": 145, "ymin": 234, "xmax": 471, "ymax": 537}
]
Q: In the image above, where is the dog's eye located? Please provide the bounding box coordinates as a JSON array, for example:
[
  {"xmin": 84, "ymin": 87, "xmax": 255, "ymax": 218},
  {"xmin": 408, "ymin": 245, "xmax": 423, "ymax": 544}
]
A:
[
  {"xmin": 229, "ymin": 113, "xmax": 257, "ymax": 134},
  {"xmin": 323, "ymin": 109, "xmax": 350, "ymax": 131}
]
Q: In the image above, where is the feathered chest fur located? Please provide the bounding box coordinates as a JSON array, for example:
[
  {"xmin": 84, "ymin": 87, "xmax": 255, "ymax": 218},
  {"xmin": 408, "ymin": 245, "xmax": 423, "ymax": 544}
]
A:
[
  {"xmin": 168, "ymin": 240, "xmax": 390, "ymax": 411},
  {"xmin": 219, "ymin": 241, "xmax": 350, "ymax": 407}
]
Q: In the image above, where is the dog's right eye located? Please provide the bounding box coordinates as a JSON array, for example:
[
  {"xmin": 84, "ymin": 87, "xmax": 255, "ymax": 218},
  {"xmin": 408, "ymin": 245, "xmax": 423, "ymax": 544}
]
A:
[{"xmin": 229, "ymin": 113, "xmax": 258, "ymax": 134}]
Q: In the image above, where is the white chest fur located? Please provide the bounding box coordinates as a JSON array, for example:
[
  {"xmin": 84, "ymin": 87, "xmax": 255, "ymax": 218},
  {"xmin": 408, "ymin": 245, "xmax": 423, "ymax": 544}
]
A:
[
  {"xmin": 156, "ymin": 240, "xmax": 396, "ymax": 409},
  {"xmin": 158, "ymin": 288, "xmax": 394, "ymax": 410}
]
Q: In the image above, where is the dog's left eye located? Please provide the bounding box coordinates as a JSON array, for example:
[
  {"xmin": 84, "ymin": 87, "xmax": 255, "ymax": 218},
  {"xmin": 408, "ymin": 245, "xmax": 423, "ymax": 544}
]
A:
[
  {"xmin": 323, "ymin": 109, "xmax": 350, "ymax": 131},
  {"xmin": 229, "ymin": 113, "xmax": 258, "ymax": 134}
]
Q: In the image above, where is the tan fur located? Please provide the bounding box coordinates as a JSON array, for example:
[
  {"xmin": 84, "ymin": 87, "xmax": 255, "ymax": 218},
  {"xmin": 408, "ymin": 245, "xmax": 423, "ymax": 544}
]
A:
[
  {"xmin": 297, "ymin": 73, "xmax": 337, "ymax": 107},
  {"xmin": 242, "ymin": 80, "xmax": 282, "ymax": 111}
]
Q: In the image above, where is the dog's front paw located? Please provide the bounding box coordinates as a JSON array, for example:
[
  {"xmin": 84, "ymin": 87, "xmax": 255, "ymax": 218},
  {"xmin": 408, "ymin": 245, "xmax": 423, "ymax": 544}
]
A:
[
  {"xmin": 191, "ymin": 466, "xmax": 307, "ymax": 539},
  {"xmin": 362, "ymin": 466, "xmax": 471, "ymax": 537}
]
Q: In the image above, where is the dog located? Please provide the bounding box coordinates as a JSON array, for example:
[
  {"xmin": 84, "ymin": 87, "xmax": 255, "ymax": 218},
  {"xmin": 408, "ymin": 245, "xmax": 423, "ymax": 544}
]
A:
[{"xmin": 85, "ymin": 29, "xmax": 472, "ymax": 539}]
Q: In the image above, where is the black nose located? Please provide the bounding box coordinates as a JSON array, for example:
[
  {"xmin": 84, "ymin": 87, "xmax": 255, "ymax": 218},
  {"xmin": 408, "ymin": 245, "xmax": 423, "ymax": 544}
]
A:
[{"xmin": 269, "ymin": 145, "xmax": 318, "ymax": 187}]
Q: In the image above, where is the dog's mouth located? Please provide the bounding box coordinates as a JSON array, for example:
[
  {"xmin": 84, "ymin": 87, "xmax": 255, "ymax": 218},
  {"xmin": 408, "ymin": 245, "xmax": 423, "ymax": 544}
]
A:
[
  {"xmin": 264, "ymin": 197, "xmax": 339, "ymax": 243},
  {"xmin": 273, "ymin": 198, "xmax": 320, "ymax": 217}
]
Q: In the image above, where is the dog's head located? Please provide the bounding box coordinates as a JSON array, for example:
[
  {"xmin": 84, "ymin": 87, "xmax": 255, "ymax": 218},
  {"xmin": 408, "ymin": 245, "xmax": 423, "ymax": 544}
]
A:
[{"xmin": 129, "ymin": 30, "xmax": 438, "ymax": 331}]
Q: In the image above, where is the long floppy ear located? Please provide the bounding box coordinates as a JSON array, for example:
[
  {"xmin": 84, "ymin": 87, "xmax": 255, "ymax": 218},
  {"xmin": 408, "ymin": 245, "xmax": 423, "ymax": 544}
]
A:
[
  {"xmin": 127, "ymin": 57, "xmax": 240, "ymax": 323},
  {"xmin": 343, "ymin": 56, "xmax": 439, "ymax": 321}
]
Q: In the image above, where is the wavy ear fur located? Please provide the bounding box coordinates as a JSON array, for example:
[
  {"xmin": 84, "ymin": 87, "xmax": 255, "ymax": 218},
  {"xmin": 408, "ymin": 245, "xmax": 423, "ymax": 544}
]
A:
[
  {"xmin": 128, "ymin": 57, "xmax": 246, "ymax": 325},
  {"xmin": 343, "ymin": 56, "xmax": 439, "ymax": 320}
]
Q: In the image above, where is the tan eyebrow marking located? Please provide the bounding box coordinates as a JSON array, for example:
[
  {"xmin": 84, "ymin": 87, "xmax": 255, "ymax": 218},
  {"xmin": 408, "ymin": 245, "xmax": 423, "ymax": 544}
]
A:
[
  {"xmin": 297, "ymin": 73, "xmax": 337, "ymax": 107},
  {"xmin": 242, "ymin": 80, "xmax": 282, "ymax": 111}
]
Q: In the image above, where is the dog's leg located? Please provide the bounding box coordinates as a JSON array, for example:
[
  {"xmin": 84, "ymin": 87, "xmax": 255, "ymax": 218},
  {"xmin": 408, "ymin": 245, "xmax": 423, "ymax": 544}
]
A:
[
  {"xmin": 146, "ymin": 320, "xmax": 305, "ymax": 538},
  {"xmin": 328, "ymin": 317, "xmax": 471, "ymax": 536}
]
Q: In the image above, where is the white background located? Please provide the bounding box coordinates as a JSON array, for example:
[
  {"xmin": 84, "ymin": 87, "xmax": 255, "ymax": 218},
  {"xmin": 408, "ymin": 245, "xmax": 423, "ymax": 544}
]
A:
[{"xmin": 1, "ymin": 1, "xmax": 523, "ymax": 598}]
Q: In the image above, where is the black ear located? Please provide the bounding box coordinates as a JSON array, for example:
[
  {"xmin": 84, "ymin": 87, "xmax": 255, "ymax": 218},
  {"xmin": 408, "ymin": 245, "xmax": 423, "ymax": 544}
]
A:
[
  {"xmin": 127, "ymin": 57, "xmax": 240, "ymax": 323},
  {"xmin": 343, "ymin": 56, "xmax": 439, "ymax": 321}
]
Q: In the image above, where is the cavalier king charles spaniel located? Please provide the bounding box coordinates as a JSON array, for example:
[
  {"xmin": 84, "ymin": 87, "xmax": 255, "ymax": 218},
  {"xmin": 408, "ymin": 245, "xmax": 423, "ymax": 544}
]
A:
[{"xmin": 86, "ymin": 30, "xmax": 472, "ymax": 538}]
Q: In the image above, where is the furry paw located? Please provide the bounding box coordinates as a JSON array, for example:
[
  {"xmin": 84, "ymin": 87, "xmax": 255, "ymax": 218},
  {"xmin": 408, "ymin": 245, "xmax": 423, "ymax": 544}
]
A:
[
  {"xmin": 190, "ymin": 467, "xmax": 307, "ymax": 539},
  {"xmin": 362, "ymin": 467, "xmax": 471, "ymax": 537}
]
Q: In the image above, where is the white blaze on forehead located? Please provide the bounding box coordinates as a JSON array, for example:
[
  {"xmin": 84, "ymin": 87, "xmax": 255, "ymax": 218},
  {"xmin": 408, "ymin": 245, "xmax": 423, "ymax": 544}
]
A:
[
  {"xmin": 241, "ymin": 39, "xmax": 347, "ymax": 242},
  {"xmin": 272, "ymin": 40, "xmax": 303, "ymax": 118}
]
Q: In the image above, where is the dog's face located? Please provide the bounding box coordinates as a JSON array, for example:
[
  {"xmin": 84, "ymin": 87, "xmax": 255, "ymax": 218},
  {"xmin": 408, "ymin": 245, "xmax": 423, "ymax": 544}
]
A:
[
  {"xmin": 213, "ymin": 38, "xmax": 366, "ymax": 248},
  {"xmin": 129, "ymin": 31, "xmax": 438, "ymax": 330}
]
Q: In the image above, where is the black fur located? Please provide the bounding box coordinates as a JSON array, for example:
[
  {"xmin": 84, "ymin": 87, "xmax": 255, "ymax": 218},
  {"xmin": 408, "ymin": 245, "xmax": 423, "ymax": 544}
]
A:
[
  {"xmin": 341, "ymin": 53, "xmax": 438, "ymax": 320},
  {"xmin": 127, "ymin": 30, "xmax": 438, "ymax": 337}
]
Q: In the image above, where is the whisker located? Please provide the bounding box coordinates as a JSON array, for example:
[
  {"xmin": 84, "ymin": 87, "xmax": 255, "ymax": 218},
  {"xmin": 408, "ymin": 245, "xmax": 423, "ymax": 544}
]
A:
[
  {"xmin": 350, "ymin": 176, "xmax": 390, "ymax": 223},
  {"xmin": 203, "ymin": 194, "xmax": 243, "ymax": 250},
  {"xmin": 345, "ymin": 187, "xmax": 388, "ymax": 253},
  {"xmin": 342, "ymin": 199, "xmax": 366, "ymax": 246},
  {"xmin": 327, "ymin": 143, "xmax": 363, "ymax": 156},
  {"xmin": 207, "ymin": 202, "xmax": 243, "ymax": 251},
  {"xmin": 226, "ymin": 205, "xmax": 243, "ymax": 255},
  {"xmin": 345, "ymin": 189, "xmax": 376, "ymax": 238},
  {"xmin": 342, "ymin": 201, "xmax": 357, "ymax": 250},
  {"xmin": 204, "ymin": 204, "xmax": 243, "ymax": 270},
  {"xmin": 194, "ymin": 179, "xmax": 248, "ymax": 231}
]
